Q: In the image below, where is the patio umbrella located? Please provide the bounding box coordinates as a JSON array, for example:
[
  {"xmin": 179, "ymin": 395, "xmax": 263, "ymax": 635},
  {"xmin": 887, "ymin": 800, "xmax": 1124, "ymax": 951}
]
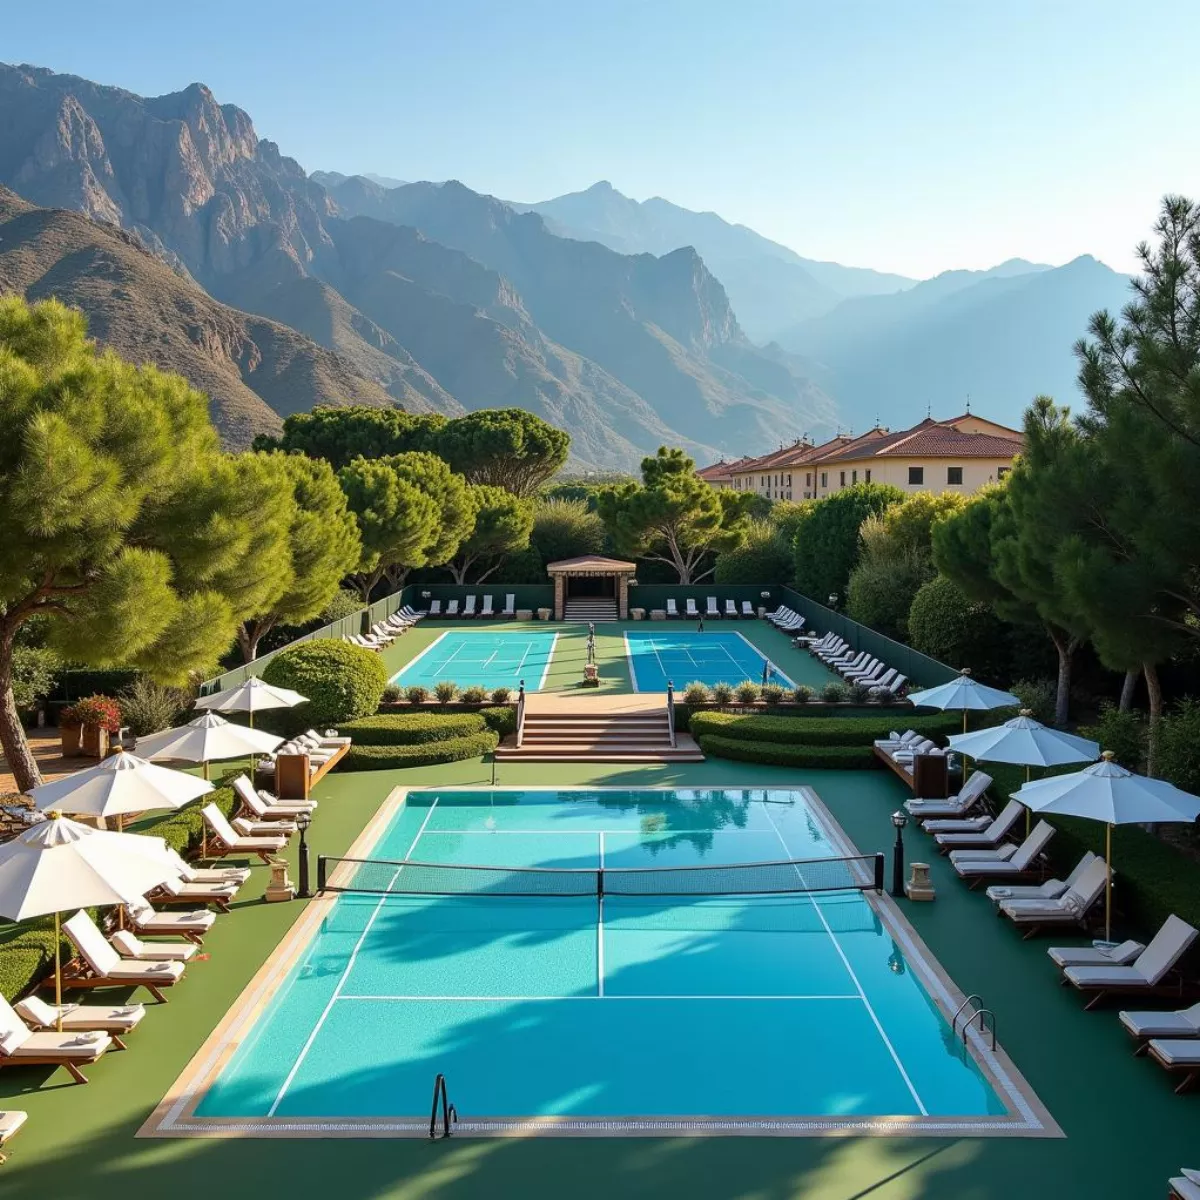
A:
[
  {"xmin": 907, "ymin": 669, "xmax": 1020, "ymax": 732},
  {"xmin": 948, "ymin": 710, "xmax": 1100, "ymax": 834},
  {"xmin": 193, "ymin": 676, "xmax": 307, "ymax": 728},
  {"xmin": 28, "ymin": 749, "xmax": 214, "ymax": 830},
  {"xmin": 134, "ymin": 711, "xmax": 283, "ymax": 779},
  {"xmin": 1013, "ymin": 752, "xmax": 1200, "ymax": 941},
  {"xmin": 0, "ymin": 816, "xmax": 178, "ymax": 1027}
]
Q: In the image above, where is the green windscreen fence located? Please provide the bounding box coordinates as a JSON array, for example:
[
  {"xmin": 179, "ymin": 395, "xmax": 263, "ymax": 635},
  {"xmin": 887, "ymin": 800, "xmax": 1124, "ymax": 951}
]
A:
[{"xmin": 778, "ymin": 587, "xmax": 959, "ymax": 689}]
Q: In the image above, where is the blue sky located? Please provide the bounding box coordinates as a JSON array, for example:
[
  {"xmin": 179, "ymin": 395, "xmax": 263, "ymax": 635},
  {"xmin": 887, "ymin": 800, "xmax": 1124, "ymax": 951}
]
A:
[{"xmin": 5, "ymin": 0, "xmax": 1198, "ymax": 277}]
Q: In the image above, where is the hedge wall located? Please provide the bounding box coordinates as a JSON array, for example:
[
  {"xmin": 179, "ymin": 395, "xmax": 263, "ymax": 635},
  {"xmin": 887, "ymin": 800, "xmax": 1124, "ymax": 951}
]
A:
[
  {"xmin": 339, "ymin": 712, "xmax": 490, "ymax": 745},
  {"xmin": 695, "ymin": 735, "xmax": 876, "ymax": 770},
  {"xmin": 688, "ymin": 711, "xmax": 959, "ymax": 747},
  {"xmin": 342, "ymin": 731, "xmax": 499, "ymax": 771}
]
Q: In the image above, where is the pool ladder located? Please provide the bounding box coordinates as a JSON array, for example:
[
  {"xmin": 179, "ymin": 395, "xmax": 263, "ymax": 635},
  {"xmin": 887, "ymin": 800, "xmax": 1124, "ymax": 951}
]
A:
[
  {"xmin": 429, "ymin": 1073, "xmax": 458, "ymax": 1139},
  {"xmin": 952, "ymin": 994, "xmax": 996, "ymax": 1050}
]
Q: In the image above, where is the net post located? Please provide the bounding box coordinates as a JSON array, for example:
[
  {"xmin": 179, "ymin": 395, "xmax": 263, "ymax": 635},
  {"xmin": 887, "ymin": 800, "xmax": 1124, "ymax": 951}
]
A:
[
  {"xmin": 873, "ymin": 852, "xmax": 885, "ymax": 895},
  {"xmin": 597, "ymin": 867, "xmax": 604, "ymax": 899},
  {"xmin": 317, "ymin": 855, "xmax": 327, "ymax": 893}
]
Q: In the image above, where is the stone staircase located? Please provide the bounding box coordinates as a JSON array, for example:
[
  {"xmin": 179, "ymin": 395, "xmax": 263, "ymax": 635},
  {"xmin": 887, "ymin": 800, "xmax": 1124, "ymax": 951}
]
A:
[
  {"xmin": 495, "ymin": 704, "xmax": 704, "ymax": 764},
  {"xmin": 563, "ymin": 597, "xmax": 619, "ymax": 623}
]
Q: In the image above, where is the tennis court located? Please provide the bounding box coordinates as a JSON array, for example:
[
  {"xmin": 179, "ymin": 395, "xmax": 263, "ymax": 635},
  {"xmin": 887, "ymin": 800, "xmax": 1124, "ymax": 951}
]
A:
[
  {"xmin": 625, "ymin": 628, "xmax": 794, "ymax": 691},
  {"xmin": 392, "ymin": 631, "xmax": 558, "ymax": 691},
  {"xmin": 173, "ymin": 788, "xmax": 1052, "ymax": 1136}
]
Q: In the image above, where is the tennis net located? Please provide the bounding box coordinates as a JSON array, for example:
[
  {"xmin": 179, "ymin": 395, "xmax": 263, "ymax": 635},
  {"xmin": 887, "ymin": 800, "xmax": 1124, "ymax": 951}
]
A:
[{"xmin": 316, "ymin": 852, "xmax": 884, "ymax": 897}]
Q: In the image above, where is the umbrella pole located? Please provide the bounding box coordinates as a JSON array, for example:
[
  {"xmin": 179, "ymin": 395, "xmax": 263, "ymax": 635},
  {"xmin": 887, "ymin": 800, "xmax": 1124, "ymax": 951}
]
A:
[
  {"xmin": 1106, "ymin": 823, "xmax": 1113, "ymax": 944},
  {"xmin": 1025, "ymin": 766, "xmax": 1031, "ymax": 836},
  {"xmin": 962, "ymin": 710, "xmax": 968, "ymax": 734},
  {"xmin": 55, "ymin": 911, "xmax": 63, "ymax": 1032}
]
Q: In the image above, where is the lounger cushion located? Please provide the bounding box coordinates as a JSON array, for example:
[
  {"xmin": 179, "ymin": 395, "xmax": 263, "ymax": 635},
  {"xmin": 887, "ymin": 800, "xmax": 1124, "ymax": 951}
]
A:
[
  {"xmin": 109, "ymin": 931, "xmax": 196, "ymax": 962},
  {"xmin": 0, "ymin": 1111, "xmax": 27, "ymax": 1141},
  {"xmin": 16, "ymin": 997, "xmax": 144, "ymax": 1032},
  {"xmin": 1063, "ymin": 964, "xmax": 1145, "ymax": 988},
  {"xmin": 8, "ymin": 1031, "xmax": 111, "ymax": 1058},
  {"xmin": 103, "ymin": 960, "xmax": 185, "ymax": 983},
  {"xmin": 1149, "ymin": 1038, "xmax": 1200, "ymax": 1066},
  {"xmin": 1119, "ymin": 1004, "xmax": 1200, "ymax": 1039}
]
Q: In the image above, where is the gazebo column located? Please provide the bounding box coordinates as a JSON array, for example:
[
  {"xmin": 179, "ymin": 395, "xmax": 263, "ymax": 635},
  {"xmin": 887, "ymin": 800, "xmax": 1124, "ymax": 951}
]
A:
[
  {"xmin": 554, "ymin": 574, "xmax": 565, "ymax": 621},
  {"xmin": 618, "ymin": 573, "xmax": 630, "ymax": 619}
]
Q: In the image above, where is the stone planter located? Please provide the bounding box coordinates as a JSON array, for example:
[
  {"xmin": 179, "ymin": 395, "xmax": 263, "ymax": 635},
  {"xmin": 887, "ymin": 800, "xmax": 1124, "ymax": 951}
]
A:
[
  {"xmin": 536, "ymin": 607, "xmax": 552, "ymax": 621},
  {"xmin": 60, "ymin": 722, "xmax": 83, "ymax": 758},
  {"xmin": 516, "ymin": 609, "xmax": 533, "ymax": 621},
  {"xmin": 80, "ymin": 724, "xmax": 109, "ymax": 759},
  {"xmin": 630, "ymin": 607, "xmax": 646, "ymax": 621}
]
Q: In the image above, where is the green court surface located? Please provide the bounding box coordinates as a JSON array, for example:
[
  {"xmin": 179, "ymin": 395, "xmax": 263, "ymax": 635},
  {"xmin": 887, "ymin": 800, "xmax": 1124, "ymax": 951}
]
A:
[{"xmin": 2, "ymin": 753, "xmax": 1197, "ymax": 1198}]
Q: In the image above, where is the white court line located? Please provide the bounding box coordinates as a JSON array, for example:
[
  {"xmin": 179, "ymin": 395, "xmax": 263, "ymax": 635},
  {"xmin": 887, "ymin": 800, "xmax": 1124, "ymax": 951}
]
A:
[
  {"xmin": 535, "ymin": 633, "xmax": 558, "ymax": 691},
  {"xmin": 731, "ymin": 628, "xmax": 796, "ymax": 689},
  {"xmin": 267, "ymin": 797, "xmax": 440, "ymax": 1116},
  {"xmin": 417, "ymin": 827, "xmax": 776, "ymax": 835},
  {"xmin": 623, "ymin": 631, "xmax": 641, "ymax": 691},
  {"xmin": 431, "ymin": 642, "xmax": 466, "ymax": 678},
  {"xmin": 389, "ymin": 630, "xmax": 449, "ymax": 683},
  {"xmin": 760, "ymin": 804, "xmax": 928, "ymax": 1117},
  {"xmin": 597, "ymin": 831, "xmax": 605, "ymax": 998},
  {"xmin": 335, "ymin": 994, "xmax": 864, "ymax": 1002}
]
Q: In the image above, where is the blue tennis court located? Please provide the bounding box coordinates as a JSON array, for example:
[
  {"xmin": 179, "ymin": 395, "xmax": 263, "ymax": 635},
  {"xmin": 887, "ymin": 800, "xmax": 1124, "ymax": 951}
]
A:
[
  {"xmin": 189, "ymin": 788, "xmax": 1038, "ymax": 1134},
  {"xmin": 625, "ymin": 628, "xmax": 794, "ymax": 691},
  {"xmin": 392, "ymin": 631, "xmax": 557, "ymax": 691}
]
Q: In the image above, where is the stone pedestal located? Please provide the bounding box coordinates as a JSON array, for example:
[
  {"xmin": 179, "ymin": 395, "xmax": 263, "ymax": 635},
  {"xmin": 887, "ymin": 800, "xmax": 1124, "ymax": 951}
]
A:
[
  {"xmin": 537, "ymin": 607, "xmax": 552, "ymax": 621},
  {"xmin": 630, "ymin": 607, "xmax": 645, "ymax": 620},
  {"xmin": 516, "ymin": 609, "xmax": 533, "ymax": 621},
  {"xmin": 265, "ymin": 859, "xmax": 295, "ymax": 903},
  {"xmin": 905, "ymin": 862, "xmax": 936, "ymax": 902},
  {"xmin": 650, "ymin": 609, "xmax": 667, "ymax": 621}
]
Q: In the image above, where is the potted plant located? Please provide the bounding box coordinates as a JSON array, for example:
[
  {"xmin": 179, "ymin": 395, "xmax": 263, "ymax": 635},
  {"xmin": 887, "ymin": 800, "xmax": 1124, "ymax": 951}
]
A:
[
  {"xmin": 70, "ymin": 694, "xmax": 122, "ymax": 758},
  {"xmin": 58, "ymin": 704, "xmax": 83, "ymax": 758}
]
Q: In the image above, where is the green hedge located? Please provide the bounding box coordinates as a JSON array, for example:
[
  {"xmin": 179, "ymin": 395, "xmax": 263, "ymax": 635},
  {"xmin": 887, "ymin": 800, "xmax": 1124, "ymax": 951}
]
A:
[
  {"xmin": 263, "ymin": 640, "xmax": 387, "ymax": 725},
  {"xmin": 0, "ymin": 783, "xmax": 240, "ymax": 1002},
  {"xmin": 696, "ymin": 734, "xmax": 876, "ymax": 770},
  {"xmin": 482, "ymin": 706, "xmax": 517, "ymax": 738},
  {"xmin": 339, "ymin": 712, "xmax": 488, "ymax": 745},
  {"xmin": 341, "ymin": 731, "xmax": 499, "ymax": 771},
  {"xmin": 688, "ymin": 711, "xmax": 958, "ymax": 747}
]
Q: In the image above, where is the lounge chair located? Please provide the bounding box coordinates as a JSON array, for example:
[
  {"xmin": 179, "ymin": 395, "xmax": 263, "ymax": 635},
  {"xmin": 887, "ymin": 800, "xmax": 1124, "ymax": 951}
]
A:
[
  {"xmin": 935, "ymin": 799, "xmax": 1023, "ymax": 851},
  {"xmin": 61, "ymin": 912, "xmax": 185, "ymax": 1003},
  {"xmin": 987, "ymin": 851, "xmax": 1098, "ymax": 905},
  {"xmin": 1060, "ymin": 915, "xmax": 1199, "ymax": 1009},
  {"xmin": 234, "ymin": 810, "xmax": 297, "ymax": 837},
  {"xmin": 952, "ymin": 821, "xmax": 1055, "ymax": 888},
  {"xmin": 777, "ymin": 614, "xmax": 805, "ymax": 631},
  {"xmin": 201, "ymin": 804, "xmax": 288, "ymax": 863},
  {"xmin": 0, "ymin": 996, "xmax": 112, "ymax": 1084},
  {"xmin": 686, "ymin": 598, "xmax": 699, "ymax": 618},
  {"xmin": 724, "ymin": 599, "xmax": 737, "ymax": 618},
  {"xmin": 110, "ymin": 930, "xmax": 197, "ymax": 963},
  {"xmin": 1169, "ymin": 1171, "xmax": 1200, "ymax": 1200},
  {"xmin": 0, "ymin": 1110, "xmax": 27, "ymax": 1164},
  {"xmin": 368, "ymin": 623, "xmax": 396, "ymax": 644},
  {"xmin": 463, "ymin": 595, "xmax": 477, "ymax": 618},
  {"xmin": 502, "ymin": 594, "xmax": 516, "ymax": 618},
  {"xmin": 844, "ymin": 658, "xmax": 882, "ymax": 682},
  {"xmin": 428, "ymin": 599, "xmax": 443, "ymax": 616},
  {"xmin": 124, "ymin": 897, "xmax": 215, "ymax": 944},
  {"xmin": 233, "ymin": 775, "xmax": 315, "ymax": 820},
  {"xmin": 480, "ymin": 595, "xmax": 494, "ymax": 618},
  {"xmin": 705, "ymin": 597, "xmax": 719, "ymax": 618},
  {"xmin": 666, "ymin": 598, "xmax": 679, "ymax": 618},
  {"xmin": 15, "ymin": 996, "xmax": 145, "ymax": 1050},
  {"xmin": 149, "ymin": 873, "xmax": 238, "ymax": 913},
  {"xmin": 1119, "ymin": 1000, "xmax": 1200, "ymax": 1044},
  {"xmin": 1146, "ymin": 1039, "xmax": 1200, "ymax": 1093},
  {"xmin": 1050, "ymin": 939, "xmax": 1144, "ymax": 969},
  {"xmin": 742, "ymin": 601, "xmax": 755, "ymax": 618},
  {"xmin": 998, "ymin": 857, "xmax": 1110, "ymax": 937},
  {"xmin": 399, "ymin": 605, "xmax": 423, "ymax": 622},
  {"xmin": 765, "ymin": 605, "xmax": 786, "ymax": 624},
  {"xmin": 446, "ymin": 599, "xmax": 460, "ymax": 617}
]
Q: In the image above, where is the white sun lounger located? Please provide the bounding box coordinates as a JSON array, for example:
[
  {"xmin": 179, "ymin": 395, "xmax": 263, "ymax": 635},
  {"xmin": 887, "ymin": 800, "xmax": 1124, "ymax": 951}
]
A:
[
  {"xmin": 480, "ymin": 595, "xmax": 494, "ymax": 617},
  {"xmin": 986, "ymin": 851, "xmax": 1098, "ymax": 905},
  {"xmin": 234, "ymin": 774, "xmax": 315, "ymax": 821},
  {"xmin": 666, "ymin": 599, "xmax": 679, "ymax": 618},
  {"xmin": 16, "ymin": 996, "xmax": 145, "ymax": 1050},
  {"xmin": 705, "ymin": 597, "xmax": 720, "ymax": 617},
  {"xmin": 0, "ymin": 1109, "xmax": 27, "ymax": 1163},
  {"xmin": 724, "ymin": 599, "xmax": 737, "ymax": 617},
  {"xmin": 999, "ymin": 857, "xmax": 1110, "ymax": 936},
  {"xmin": 502, "ymin": 594, "xmax": 516, "ymax": 617},
  {"xmin": 742, "ymin": 601, "xmax": 755, "ymax": 618},
  {"xmin": 1147, "ymin": 1040, "xmax": 1200, "ymax": 1093},
  {"xmin": 446, "ymin": 599, "xmax": 460, "ymax": 616},
  {"xmin": 1061, "ymin": 915, "xmax": 1199, "ymax": 1008},
  {"xmin": 952, "ymin": 821, "xmax": 1055, "ymax": 888},
  {"xmin": 1170, "ymin": 1173, "xmax": 1200, "ymax": 1200},
  {"xmin": 202, "ymin": 804, "xmax": 288, "ymax": 863},
  {"xmin": 1049, "ymin": 939, "xmax": 1144, "ymax": 969},
  {"xmin": 110, "ymin": 929, "xmax": 197, "ymax": 962},
  {"xmin": 1119, "ymin": 1000, "xmax": 1200, "ymax": 1042},
  {"xmin": 124, "ymin": 897, "xmax": 216, "ymax": 944},
  {"xmin": 906, "ymin": 774, "xmax": 993, "ymax": 825},
  {"xmin": 935, "ymin": 799, "xmax": 1023, "ymax": 851},
  {"xmin": 62, "ymin": 911, "xmax": 186, "ymax": 1003},
  {"xmin": 428, "ymin": 599, "xmax": 443, "ymax": 616},
  {"xmin": 0, "ymin": 995, "xmax": 112, "ymax": 1084},
  {"xmin": 463, "ymin": 595, "xmax": 477, "ymax": 617},
  {"xmin": 686, "ymin": 599, "xmax": 699, "ymax": 617}
]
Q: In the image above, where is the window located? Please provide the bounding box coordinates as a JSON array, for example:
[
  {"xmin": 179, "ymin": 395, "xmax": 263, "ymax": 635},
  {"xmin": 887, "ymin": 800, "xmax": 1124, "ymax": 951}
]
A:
[
  {"xmin": 820, "ymin": 472, "xmax": 828, "ymax": 488},
  {"xmin": 787, "ymin": 473, "xmax": 792, "ymax": 487},
  {"xmin": 997, "ymin": 466, "xmax": 1010, "ymax": 480},
  {"xmin": 947, "ymin": 466, "xmax": 963, "ymax": 486},
  {"xmin": 851, "ymin": 469, "xmax": 857, "ymax": 484},
  {"xmin": 865, "ymin": 469, "xmax": 872, "ymax": 483},
  {"xmin": 806, "ymin": 472, "xmax": 812, "ymax": 487},
  {"xmin": 908, "ymin": 466, "xmax": 924, "ymax": 485},
  {"xmin": 839, "ymin": 471, "xmax": 846, "ymax": 487}
]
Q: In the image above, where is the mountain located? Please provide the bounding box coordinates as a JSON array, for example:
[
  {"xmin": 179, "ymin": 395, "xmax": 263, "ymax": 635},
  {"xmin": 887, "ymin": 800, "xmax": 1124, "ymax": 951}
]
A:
[
  {"xmin": 775, "ymin": 256, "xmax": 1132, "ymax": 431},
  {"xmin": 0, "ymin": 63, "xmax": 838, "ymax": 468},
  {"xmin": 0, "ymin": 185, "xmax": 396, "ymax": 446},
  {"xmin": 312, "ymin": 171, "xmax": 408, "ymax": 190},
  {"xmin": 511, "ymin": 181, "xmax": 916, "ymax": 339}
]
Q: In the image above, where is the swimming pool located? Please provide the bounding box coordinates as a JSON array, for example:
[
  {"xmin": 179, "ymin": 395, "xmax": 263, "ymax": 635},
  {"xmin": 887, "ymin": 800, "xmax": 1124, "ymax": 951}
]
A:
[
  {"xmin": 156, "ymin": 788, "xmax": 1055, "ymax": 1137},
  {"xmin": 625, "ymin": 628, "xmax": 794, "ymax": 691},
  {"xmin": 392, "ymin": 631, "xmax": 557, "ymax": 691}
]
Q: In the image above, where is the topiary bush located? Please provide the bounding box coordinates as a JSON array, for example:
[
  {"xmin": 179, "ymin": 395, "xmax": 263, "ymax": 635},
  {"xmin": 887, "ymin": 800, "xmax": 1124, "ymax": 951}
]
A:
[
  {"xmin": 761, "ymin": 682, "xmax": 785, "ymax": 706},
  {"xmin": 688, "ymin": 711, "xmax": 958, "ymax": 747},
  {"xmin": 711, "ymin": 682, "xmax": 734, "ymax": 706},
  {"xmin": 734, "ymin": 681, "xmax": 760, "ymax": 705},
  {"xmin": 822, "ymin": 681, "xmax": 849, "ymax": 703},
  {"xmin": 792, "ymin": 684, "xmax": 814, "ymax": 704},
  {"xmin": 907, "ymin": 575, "xmax": 1008, "ymax": 679},
  {"xmin": 406, "ymin": 685, "xmax": 429, "ymax": 705},
  {"xmin": 342, "ymin": 731, "xmax": 498, "ymax": 770},
  {"xmin": 482, "ymin": 706, "xmax": 517, "ymax": 738},
  {"xmin": 434, "ymin": 681, "xmax": 458, "ymax": 705},
  {"xmin": 263, "ymin": 640, "xmax": 387, "ymax": 725},
  {"xmin": 338, "ymin": 712, "xmax": 487, "ymax": 745},
  {"xmin": 684, "ymin": 681, "xmax": 710, "ymax": 706}
]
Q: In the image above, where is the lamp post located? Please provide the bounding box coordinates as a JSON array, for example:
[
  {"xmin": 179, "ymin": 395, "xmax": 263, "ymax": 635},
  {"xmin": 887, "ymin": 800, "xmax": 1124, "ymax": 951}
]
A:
[
  {"xmin": 890, "ymin": 810, "xmax": 908, "ymax": 897},
  {"xmin": 297, "ymin": 811, "xmax": 312, "ymax": 899}
]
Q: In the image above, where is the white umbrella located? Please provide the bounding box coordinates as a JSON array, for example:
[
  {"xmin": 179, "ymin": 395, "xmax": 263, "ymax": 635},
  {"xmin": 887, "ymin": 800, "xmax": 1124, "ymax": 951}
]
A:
[
  {"xmin": 907, "ymin": 669, "xmax": 1021, "ymax": 733},
  {"xmin": 0, "ymin": 816, "xmax": 178, "ymax": 1026},
  {"xmin": 194, "ymin": 676, "xmax": 307, "ymax": 728},
  {"xmin": 29, "ymin": 749, "xmax": 214, "ymax": 830},
  {"xmin": 134, "ymin": 711, "xmax": 282, "ymax": 779},
  {"xmin": 1014, "ymin": 752, "xmax": 1200, "ymax": 940}
]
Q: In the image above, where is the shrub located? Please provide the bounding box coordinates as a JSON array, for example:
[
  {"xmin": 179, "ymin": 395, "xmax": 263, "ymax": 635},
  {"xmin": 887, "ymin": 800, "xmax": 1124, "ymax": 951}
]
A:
[
  {"xmin": 460, "ymin": 685, "xmax": 487, "ymax": 705},
  {"xmin": 490, "ymin": 687, "xmax": 511, "ymax": 704},
  {"xmin": 1079, "ymin": 702, "xmax": 1147, "ymax": 772},
  {"xmin": 64, "ymin": 694, "xmax": 122, "ymax": 731},
  {"xmin": 714, "ymin": 519, "xmax": 793, "ymax": 584},
  {"xmin": 696, "ymin": 734, "xmax": 876, "ymax": 770},
  {"xmin": 1008, "ymin": 678, "xmax": 1056, "ymax": 724},
  {"xmin": 711, "ymin": 682, "xmax": 734, "ymax": 706},
  {"xmin": 320, "ymin": 587, "xmax": 365, "ymax": 624},
  {"xmin": 529, "ymin": 497, "xmax": 607, "ymax": 563},
  {"xmin": 118, "ymin": 677, "xmax": 188, "ymax": 736},
  {"xmin": 761, "ymin": 682, "xmax": 786, "ymax": 706},
  {"xmin": 683, "ymin": 681, "xmax": 710, "ymax": 706},
  {"xmin": 734, "ymin": 681, "xmax": 760, "ymax": 705},
  {"xmin": 793, "ymin": 482, "xmax": 905, "ymax": 600},
  {"xmin": 338, "ymin": 712, "xmax": 487, "ymax": 745},
  {"xmin": 381, "ymin": 683, "xmax": 402, "ymax": 704},
  {"xmin": 907, "ymin": 575, "xmax": 1008, "ymax": 679},
  {"xmin": 482, "ymin": 706, "xmax": 517, "ymax": 737},
  {"xmin": 263, "ymin": 640, "xmax": 387, "ymax": 725},
  {"xmin": 434, "ymin": 681, "xmax": 458, "ymax": 705},
  {"xmin": 848, "ymin": 680, "xmax": 872, "ymax": 704},
  {"xmin": 11, "ymin": 645, "xmax": 59, "ymax": 712},
  {"xmin": 822, "ymin": 681, "xmax": 849, "ymax": 703},
  {"xmin": 792, "ymin": 684, "xmax": 814, "ymax": 704},
  {"xmin": 342, "ymin": 731, "xmax": 498, "ymax": 770},
  {"xmin": 845, "ymin": 550, "xmax": 932, "ymax": 640},
  {"xmin": 687, "ymin": 711, "xmax": 958, "ymax": 747},
  {"xmin": 406, "ymin": 685, "xmax": 430, "ymax": 705},
  {"xmin": 1152, "ymin": 699, "xmax": 1200, "ymax": 792}
]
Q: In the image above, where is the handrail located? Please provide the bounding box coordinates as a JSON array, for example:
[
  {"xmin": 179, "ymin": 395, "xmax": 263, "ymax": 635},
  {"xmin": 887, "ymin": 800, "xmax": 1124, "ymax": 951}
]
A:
[
  {"xmin": 429, "ymin": 1073, "xmax": 457, "ymax": 1139},
  {"xmin": 666, "ymin": 680, "xmax": 676, "ymax": 749},
  {"xmin": 515, "ymin": 680, "xmax": 527, "ymax": 749},
  {"xmin": 952, "ymin": 994, "xmax": 983, "ymax": 1034},
  {"xmin": 962, "ymin": 1007, "xmax": 997, "ymax": 1050}
]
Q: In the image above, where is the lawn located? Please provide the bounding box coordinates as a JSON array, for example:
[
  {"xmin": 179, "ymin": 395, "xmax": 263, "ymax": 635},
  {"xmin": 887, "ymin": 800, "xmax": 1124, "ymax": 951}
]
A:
[{"xmin": 1, "ymin": 747, "xmax": 1196, "ymax": 1198}]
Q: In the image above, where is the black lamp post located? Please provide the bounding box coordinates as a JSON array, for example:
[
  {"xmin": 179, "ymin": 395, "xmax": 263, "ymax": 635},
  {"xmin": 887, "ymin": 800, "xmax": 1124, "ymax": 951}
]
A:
[
  {"xmin": 891, "ymin": 810, "xmax": 908, "ymax": 897},
  {"xmin": 297, "ymin": 812, "xmax": 312, "ymax": 899}
]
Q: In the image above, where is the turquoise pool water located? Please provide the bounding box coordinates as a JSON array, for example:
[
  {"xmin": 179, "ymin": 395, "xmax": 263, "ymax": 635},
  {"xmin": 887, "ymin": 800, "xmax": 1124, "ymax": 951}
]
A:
[
  {"xmin": 196, "ymin": 789, "xmax": 1007, "ymax": 1128},
  {"xmin": 392, "ymin": 631, "xmax": 557, "ymax": 691},
  {"xmin": 624, "ymin": 628, "xmax": 795, "ymax": 691}
]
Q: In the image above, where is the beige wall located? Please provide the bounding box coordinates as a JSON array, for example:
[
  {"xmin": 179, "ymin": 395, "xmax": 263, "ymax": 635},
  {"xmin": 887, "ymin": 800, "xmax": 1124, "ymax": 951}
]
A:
[
  {"xmin": 808, "ymin": 455, "xmax": 1013, "ymax": 499},
  {"xmin": 729, "ymin": 468, "xmax": 799, "ymax": 500}
]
